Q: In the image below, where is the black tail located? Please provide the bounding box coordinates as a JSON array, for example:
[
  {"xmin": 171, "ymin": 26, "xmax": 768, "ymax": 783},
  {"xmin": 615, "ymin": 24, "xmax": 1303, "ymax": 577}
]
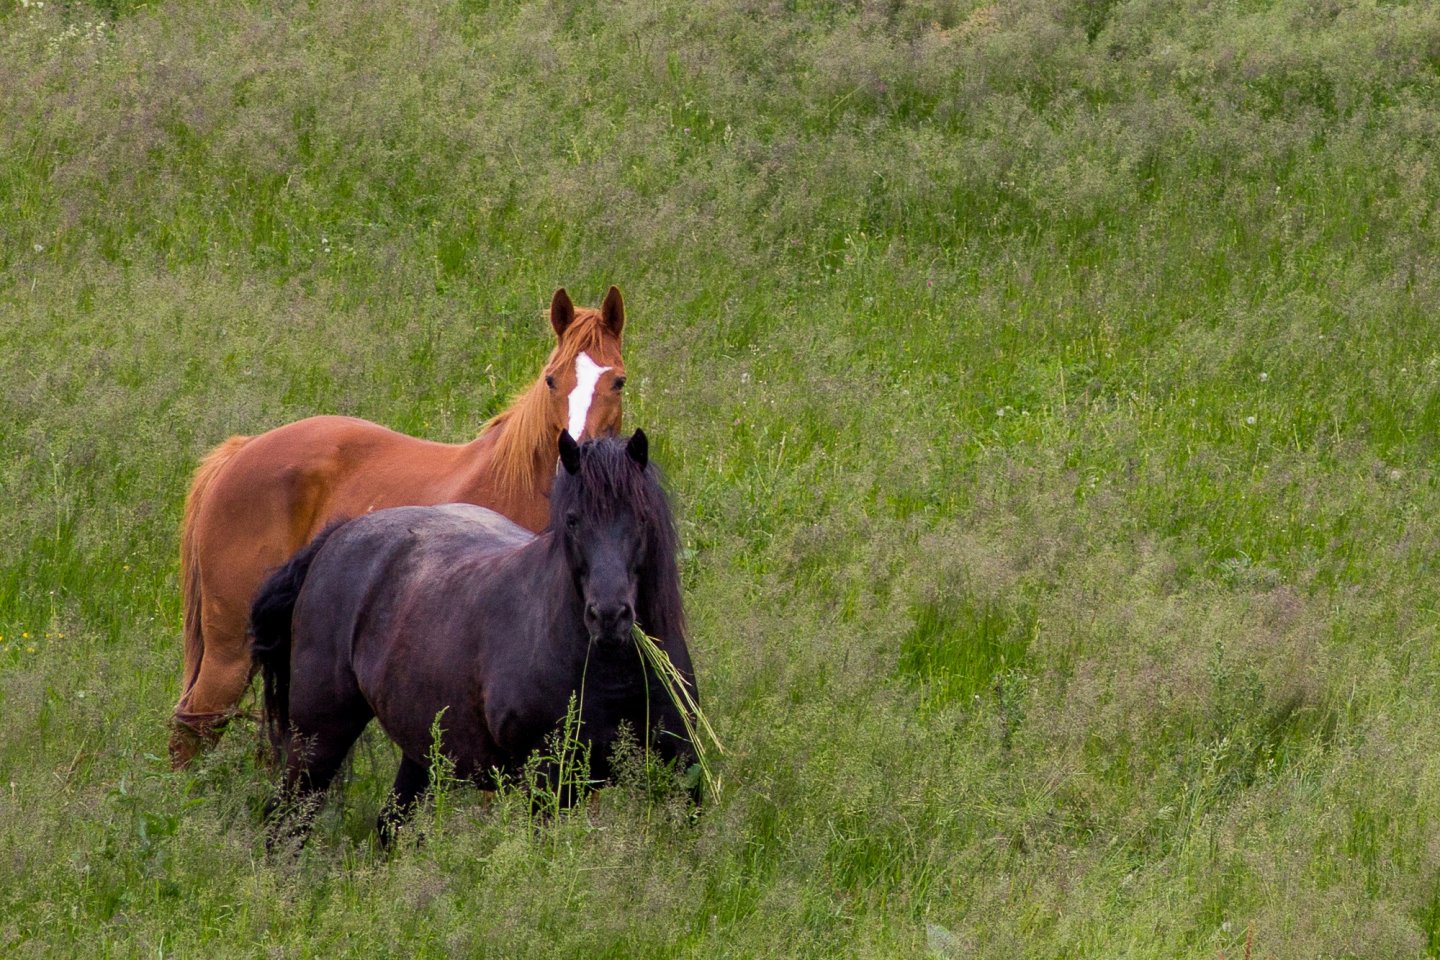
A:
[{"xmin": 250, "ymin": 520, "xmax": 349, "ymax": 755}]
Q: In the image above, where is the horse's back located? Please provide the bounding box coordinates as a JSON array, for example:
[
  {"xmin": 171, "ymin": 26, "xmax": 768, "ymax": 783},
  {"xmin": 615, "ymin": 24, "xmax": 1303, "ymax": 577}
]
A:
[
  {"xmin": 291, "ymin": 502, "xmax": 536, "ymax": 640},
  {"xmin": 203, "ymin": 415, "xmax": 474, "ymax": 515},
  {"xmin": 330, "ymin": 503, "xmax": 535, "ymax": 556},
  {"xmin": 190, "ymin": 417, "xmax": 482, "ymax": 611}
]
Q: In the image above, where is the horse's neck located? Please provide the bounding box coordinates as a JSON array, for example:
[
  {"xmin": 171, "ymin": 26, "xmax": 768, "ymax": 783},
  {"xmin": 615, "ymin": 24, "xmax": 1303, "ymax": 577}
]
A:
[
  {"xmin": 518, "ymin": 543, "xmax": 592, "ymax": 673},
  {"xmin": 454, "ymin": 416, "xmax": 554, "ymax": 532}
]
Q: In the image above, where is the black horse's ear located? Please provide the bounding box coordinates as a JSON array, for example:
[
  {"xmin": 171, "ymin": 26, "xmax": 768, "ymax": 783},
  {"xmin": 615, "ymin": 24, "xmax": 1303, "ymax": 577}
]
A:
[
  {"xmin": 601, "ymin": 285, "xmax": 625, "ymax": 338},
  {"xmin": 559, "ymin": 430, "xmax": 582, "ymax": 475},
  {"xmin": 626, "ymin": 429, "xmax": 648, "ymax": 470},
  {"xmin": 550, "ymin": 288, "xmax": 575, "ymax": 339}
]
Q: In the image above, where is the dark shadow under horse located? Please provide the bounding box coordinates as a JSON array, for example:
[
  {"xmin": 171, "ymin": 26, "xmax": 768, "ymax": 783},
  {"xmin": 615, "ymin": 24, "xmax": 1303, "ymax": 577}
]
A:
[{"xmin": 249, "ymin": 430, "xmax": 699, "ymax": 844}]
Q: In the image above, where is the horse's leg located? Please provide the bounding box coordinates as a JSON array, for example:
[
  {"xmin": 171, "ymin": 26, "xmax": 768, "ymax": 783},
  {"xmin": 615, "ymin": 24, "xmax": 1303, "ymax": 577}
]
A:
[
  {"xmin": 376, "ymin": 756, "xmax": 430, "ymax": 849},
  {"xmin": 171, "ymin": 434, "xmax": 254, "ymax": 769},
  {"xmin": 171, "ymin": 591, "xmax": 256, "ymax": 763},
  {"xmin": 263, "ymin": 648, "xmax": 373, "ymax": 848},
  {"xmin": 266, "ymin": 709, "xmax": 372, "ymax": 850},
  {"xmin": 172, "ymin": 455, "xmax": 325, "ymax": 767}
]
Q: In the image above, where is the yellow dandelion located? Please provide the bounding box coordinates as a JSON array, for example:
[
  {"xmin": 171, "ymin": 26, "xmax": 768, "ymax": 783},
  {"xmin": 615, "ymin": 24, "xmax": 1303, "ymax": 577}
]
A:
[
  {"xmin": 26, "ymin": 645, "xmax": 36, "ymax": 654},
  {"xmin": 21, "ymin": 632, "xmax": 29, "ymax": 639}
]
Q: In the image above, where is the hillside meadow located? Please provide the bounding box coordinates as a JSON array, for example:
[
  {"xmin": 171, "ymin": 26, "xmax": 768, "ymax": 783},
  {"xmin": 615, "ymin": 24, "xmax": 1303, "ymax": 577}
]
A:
[{"xmin": 4, "ymin": 0, "xmax": 1440, "ymax": 955}]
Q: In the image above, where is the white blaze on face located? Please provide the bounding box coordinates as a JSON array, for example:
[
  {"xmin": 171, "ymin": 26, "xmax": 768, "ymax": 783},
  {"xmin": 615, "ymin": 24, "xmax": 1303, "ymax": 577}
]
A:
[{"xmin": 567, "ymin": 351, "xmax": 612, "ymax": 441}]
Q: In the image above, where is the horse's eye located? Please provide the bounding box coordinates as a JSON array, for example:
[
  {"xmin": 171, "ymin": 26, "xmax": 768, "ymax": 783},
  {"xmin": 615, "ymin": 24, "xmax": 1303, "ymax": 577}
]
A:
[
  {"xmin": 545, "ymin": 375, "xmax": 556, "ymax": 390},
  {"xmin": 565, "ymin": 513, "xmax": 579, "ymax": 531},
  {"xmin": 613, "ymin": 376, "xmax": 626, "ymax": 392}
]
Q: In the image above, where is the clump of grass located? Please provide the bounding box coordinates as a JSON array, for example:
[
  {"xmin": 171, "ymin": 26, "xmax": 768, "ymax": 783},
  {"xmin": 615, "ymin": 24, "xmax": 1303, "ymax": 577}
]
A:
[
  {"xmin": 895, "ymin": 596, "xmax": 1032, "ymax": 710},
  {"xmin": 633, "ymin": 625, "xmax": 725, "ymax": 799},
  {"xmin": 517, "ymin": 692, "xmax": 595, "ymax": 822}
]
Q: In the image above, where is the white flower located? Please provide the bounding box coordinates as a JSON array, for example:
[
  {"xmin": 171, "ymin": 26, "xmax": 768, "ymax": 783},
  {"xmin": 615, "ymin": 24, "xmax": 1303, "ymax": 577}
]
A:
[
  {"xmin": 33, "ymin": 243, "xmax": 43, "ymax": 253},
  {"xmin": 1245, "ymin": 415, "xmax": 1257, "ymax": 426},
  {"xmin": 1258, "ymin": 371, "xmax": 1268, "ymax": 382}
]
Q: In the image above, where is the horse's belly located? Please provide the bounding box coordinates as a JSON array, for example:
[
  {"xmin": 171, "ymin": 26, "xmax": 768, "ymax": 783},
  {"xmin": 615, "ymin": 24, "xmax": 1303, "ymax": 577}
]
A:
[{"xmin": 356, "ymin": 634, "xmax": 500, "ymax": 774}]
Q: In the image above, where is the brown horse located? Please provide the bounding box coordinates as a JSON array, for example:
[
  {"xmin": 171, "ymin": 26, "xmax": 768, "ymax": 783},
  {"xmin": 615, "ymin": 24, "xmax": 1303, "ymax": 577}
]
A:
[{"xmin": 170, "ymin": 287, "xmax": 628, "ymax": 767}]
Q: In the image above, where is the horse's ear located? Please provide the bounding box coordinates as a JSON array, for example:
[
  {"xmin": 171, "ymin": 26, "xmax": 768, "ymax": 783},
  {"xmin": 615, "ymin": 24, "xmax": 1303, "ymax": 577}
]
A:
[
  {"xmin": 601, "ymin": 285, "xmax": 624, "ymax": 338},
  {"xmin": 626, "ymin": 429, "xmax": 648, "ymax": 470},
  {"xmin": 550, "ymin": 288, "xmax": 575, "ymax": 339},
  {"xmin": 559, "ymin": 429, "xmax": 582, "ymax": 475}
]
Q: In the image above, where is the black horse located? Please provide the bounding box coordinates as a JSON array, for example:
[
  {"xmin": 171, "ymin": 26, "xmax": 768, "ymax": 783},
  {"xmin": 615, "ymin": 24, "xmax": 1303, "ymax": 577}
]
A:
[{"xmin": 250, "ymin": 430, "xmax": 698, "ymax": 844}]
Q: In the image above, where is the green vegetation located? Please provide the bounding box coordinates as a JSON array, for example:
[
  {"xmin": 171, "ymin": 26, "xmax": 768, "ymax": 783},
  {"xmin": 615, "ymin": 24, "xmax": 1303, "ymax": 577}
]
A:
[{"xmin": 4, "ymin": 0, "xmax": 1440, "ymax": 954}]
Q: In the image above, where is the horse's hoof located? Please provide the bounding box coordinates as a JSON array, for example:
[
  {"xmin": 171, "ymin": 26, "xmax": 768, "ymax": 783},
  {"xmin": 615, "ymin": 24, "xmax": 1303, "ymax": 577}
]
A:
[{"xmin": 168, "ymin": 712, "xmax": 228, "ymax": 769}]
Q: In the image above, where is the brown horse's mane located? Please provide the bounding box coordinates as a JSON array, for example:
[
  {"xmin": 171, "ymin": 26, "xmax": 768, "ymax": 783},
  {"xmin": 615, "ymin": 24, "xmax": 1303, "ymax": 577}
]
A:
[{"xmin": 482, "ymin": 307, "xmax": 617, "ymax": 504}]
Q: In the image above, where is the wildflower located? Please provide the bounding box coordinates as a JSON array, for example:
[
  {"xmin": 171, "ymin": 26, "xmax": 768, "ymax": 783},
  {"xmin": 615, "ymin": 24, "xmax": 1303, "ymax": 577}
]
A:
[
  {"xmin": 1245, "ymin": 416, "xmax": 1256, "ymax": 425},
  {"xmin": 33, "ymin": 243, "xmax": 44, "ymax": 253},
  {"xmin": 26, "ymin": 645, "xmax": 36, "ymax": 654},
  {"xmin": 21, "ymin": 632, "xmax": 28, "ymax": 639},
  {"xmin": 1258, "ymin": 372, "xmax": 1268, "ymax": 382}
]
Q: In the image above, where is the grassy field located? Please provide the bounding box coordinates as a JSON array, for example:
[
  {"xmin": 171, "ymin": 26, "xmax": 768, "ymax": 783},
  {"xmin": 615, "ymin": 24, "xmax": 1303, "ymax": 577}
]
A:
[{"xmin": 4, "ymin": 0, "xmax": 1440, "ymax": 955}]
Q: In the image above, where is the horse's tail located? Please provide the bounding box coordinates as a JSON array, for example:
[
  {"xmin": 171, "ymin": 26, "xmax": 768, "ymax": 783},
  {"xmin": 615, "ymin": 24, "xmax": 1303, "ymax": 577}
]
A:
[
  {"xmin": 249, "ymin": 520, "xmax": 348, "ymax": 755},
  {"xmin": 178, "ymin": 435, "xmax": 252, "ymax": 699}
]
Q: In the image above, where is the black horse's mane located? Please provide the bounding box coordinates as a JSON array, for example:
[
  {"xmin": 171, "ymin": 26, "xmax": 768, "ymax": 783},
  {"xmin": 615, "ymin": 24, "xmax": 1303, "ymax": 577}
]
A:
[{"xmin": 549, "ymin": 436, "xmax": 685, "ymax": 647}]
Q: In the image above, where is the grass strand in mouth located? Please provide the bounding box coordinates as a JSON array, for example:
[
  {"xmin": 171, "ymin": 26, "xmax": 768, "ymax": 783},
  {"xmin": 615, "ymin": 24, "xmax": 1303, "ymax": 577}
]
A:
[{"xmin": 632, "ymin": 624, "xmax": 724, "ymax": 799}]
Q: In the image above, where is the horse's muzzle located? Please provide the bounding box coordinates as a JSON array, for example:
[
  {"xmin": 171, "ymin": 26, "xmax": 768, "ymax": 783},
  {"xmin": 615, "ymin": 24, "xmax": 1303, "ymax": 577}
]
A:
[{"xmin": 586, "ymin": 602, "xmax": 634, "ymax": 646}]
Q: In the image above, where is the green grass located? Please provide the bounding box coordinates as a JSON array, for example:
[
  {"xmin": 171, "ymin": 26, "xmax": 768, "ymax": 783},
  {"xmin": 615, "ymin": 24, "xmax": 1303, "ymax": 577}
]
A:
[{"xmin": 5, "ymin": 0, "xmax": 1440, "ymax": 955}]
